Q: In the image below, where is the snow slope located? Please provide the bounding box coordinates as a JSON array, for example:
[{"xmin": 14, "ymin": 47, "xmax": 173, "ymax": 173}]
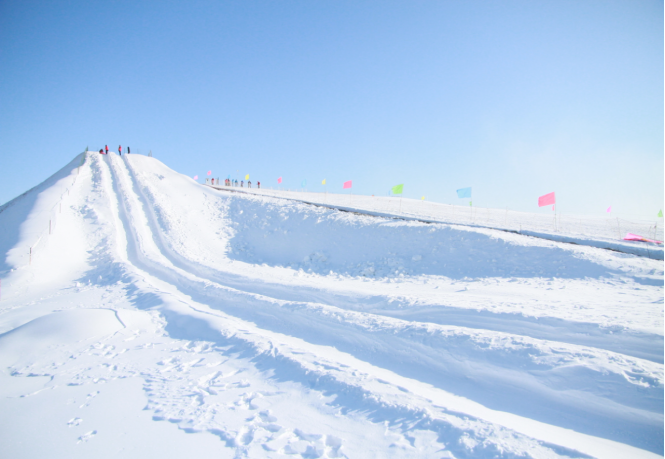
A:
[
  {"xmin": 0, "ymin": 152, "xmax": 662, "ymax": 459},
  {"xmin": 213, "ymin": 186, "xmax": 664, "ymax": 260}
]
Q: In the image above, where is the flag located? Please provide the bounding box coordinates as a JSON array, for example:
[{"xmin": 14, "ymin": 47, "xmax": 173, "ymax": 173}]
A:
[
  {"xmin": 421, "ymin": 196, "xmax": 425, "ymax": 201},
  {"xmin": 245, "ymin": 174, "xmax": 249, "ymax": 180},
  {"xmin": 301, "ymin": 180, "xmax": 307, "ymax": 187},
  {"xmin": 277, "ymin": 177, "xmax": 282, "ymax": 184},
  {"xmin": 391, "ymin": 184, "xmax": 404, "ymax": 195},
  {"xmin": 322, "ymin": 179, "xmax": 326, "ymax": 185},
  {"xmin": 624, "ymin": 233, "xmax": 663, "ymax": 244},
  {"xmin": 207, "ymin": 171, "xmax": 211, "ymax": 176},
  {"xmin": 606, "ymin": 206, "xmax": 612, "ymax": 213},
  {"xmin": 343, "ymin": 180, "xmax": 352, "ymax": 189},
  {"xmin": 659, "ymin": 210, "xmax": 663, "ymax": 218},
  {"xmin": 538, "ymin": 192, "xmax": 556, "ymax": 207},
  {"xmin": 456, "ymin": 187, "xmax": 472, "ymax": 199},
  {"xmin": 193, "ymin": 175, "xmax": 198, "ymax": 180}
]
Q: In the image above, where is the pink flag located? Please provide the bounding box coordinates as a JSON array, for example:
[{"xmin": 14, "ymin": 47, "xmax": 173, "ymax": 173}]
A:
[
  {"xmin": 207, "ymin": 170, "xmax": 212, "ymax": 176},
  {"xmin": 193, "ymin": 175, "xmax": 198, "ymax": 180},
  {"xmin": 277, "ymin": 177, "xmax": 282, "ymax": 184},
  {"xmin": 343, "ymin": 180, "xmax": 352, "ymax": 189},
  {"xmin": 623, "ymin": 233, "xmax": 662, "ymax": 244},
  {"xmin": 538, "ymin": 192, "xmax": 555, "ymax": 207},
  {"xmin": 606, "ymin": 206, "xmax": 612, "ymax": 213}
]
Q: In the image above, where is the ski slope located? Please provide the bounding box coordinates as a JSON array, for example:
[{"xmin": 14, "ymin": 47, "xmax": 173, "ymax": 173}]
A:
[{"xmin": 0, "ymin": 152, "xmax": 662, "ymax": 459}]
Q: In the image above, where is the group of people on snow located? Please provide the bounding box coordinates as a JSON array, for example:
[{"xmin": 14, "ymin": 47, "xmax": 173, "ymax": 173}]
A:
[
  {"xmin": 230, "ymin": 179, "xmax": 260, "ymax": 189},
  {"xmin": 214, "ymin": 178, "xmax": 261, "ymax": 189},
  {"xmin": 98, "ymin": 145, "xmax": 130, "ymax": 156}
]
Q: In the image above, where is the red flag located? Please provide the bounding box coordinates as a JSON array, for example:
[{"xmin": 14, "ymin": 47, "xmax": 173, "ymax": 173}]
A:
[
  {"xmin": 538, "ymin": 192, "xmax": 555, "ymax": 207},
  {"xmin": 624, "ymin": 233, "xmax": 662, "ymax": 244},
  {"xmin": 343, "ymin": 180, "xmax": 352, "ymax": 189}
]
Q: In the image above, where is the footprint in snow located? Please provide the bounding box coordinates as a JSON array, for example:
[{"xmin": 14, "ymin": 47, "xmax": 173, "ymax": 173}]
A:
[
  {"xmin": 67, "ymin": 417, "xmax": 82, "ymax": 427},
  {"xmin": 79, "ymin": 391, "xmax": 99, "ymax": 408},
  {"xmin": 258, "ymin": 410, "xmax": 277, "ymax": 423},
  {"xmin": 77, "ymin": 430, "xmax": 97, "ymax": 444}
]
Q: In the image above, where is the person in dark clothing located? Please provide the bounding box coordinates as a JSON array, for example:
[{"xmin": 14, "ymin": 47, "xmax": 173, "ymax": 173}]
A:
[{"xmin": 127, "ymin": 146, "xmax": 130, "ymax": 154}]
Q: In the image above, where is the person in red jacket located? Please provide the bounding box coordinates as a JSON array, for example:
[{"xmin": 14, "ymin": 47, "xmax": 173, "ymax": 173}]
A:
[
  {"xmin": 118, "ymin": 145, "xmax": 122, "ymax": 156},
  {"xmin": 105, "ymin": 145, "xmax": 109, "ymax": 154}
]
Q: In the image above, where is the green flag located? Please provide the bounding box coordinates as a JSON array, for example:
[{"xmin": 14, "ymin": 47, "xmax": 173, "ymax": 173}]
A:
[
  {"xmin": 391, "ymin": 184, "xmax": 404, "ymax": 195},
  {"xmin": 659, "ymin": 210, "xmax": 663, "ymax": 218}
]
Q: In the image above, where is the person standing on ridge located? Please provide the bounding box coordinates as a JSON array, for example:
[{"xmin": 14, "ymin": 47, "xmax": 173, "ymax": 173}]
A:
[
  {"xmin": 105, "ymin": 145, "xmax": 109, "ymax": 154},
  {"xmin": 127, "ymin": 146, "xmax": 130, "ymax": 154},
  {"xmin": 118, "ymin": 145, "xmax": 122, "ymax": 156},
  {"xmin": 257, "ymin": 181, "xmax": 260, "ymax": 189},
  {"xmin": 247, "ymin": 180, "xmax": 251, "ymax": 188}
]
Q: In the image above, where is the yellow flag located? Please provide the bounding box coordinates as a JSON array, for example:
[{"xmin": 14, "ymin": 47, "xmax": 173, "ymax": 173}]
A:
[
  {"xmin": 245, "ymin": 174, "xmax": 249, "ymax": 180},
  {"xmin": 421, "ymin": 196, "xmax": 425, "ymax": 201},
  {"xmin": 322, "ymin": 179, "xmax": 326, "ymax": 185}
]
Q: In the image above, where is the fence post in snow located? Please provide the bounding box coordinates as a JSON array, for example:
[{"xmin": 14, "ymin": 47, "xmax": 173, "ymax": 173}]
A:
[{"xmin": 49, "ymin": 220, "xmax": 52, "ymax": 235}]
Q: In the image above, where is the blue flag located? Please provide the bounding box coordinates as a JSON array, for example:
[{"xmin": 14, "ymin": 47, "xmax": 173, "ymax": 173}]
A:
[{"xmin": 456, "ymin": 187, "xmax": 472, "ymax": 199}]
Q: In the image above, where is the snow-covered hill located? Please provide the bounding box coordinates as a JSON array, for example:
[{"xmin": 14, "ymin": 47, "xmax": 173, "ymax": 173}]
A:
[{"xmin": 0, "ymin": 152, "xmax": 662, "ymax": 459}]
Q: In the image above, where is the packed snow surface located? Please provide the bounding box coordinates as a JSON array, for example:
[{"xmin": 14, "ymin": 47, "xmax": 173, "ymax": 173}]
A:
[{"xmin": 0, "ymin": 152, "xmax": 662, "ymax": 459}]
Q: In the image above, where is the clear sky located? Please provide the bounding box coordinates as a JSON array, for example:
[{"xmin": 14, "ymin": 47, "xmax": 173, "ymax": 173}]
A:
[{"xmin": 1, "ymin": 0, "xmax": 662, "ymax": 219}]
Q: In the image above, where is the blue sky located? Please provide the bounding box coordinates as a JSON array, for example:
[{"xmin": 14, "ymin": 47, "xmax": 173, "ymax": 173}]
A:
[{"xmin": 1, "ymin": 0, "xmax": 662, "ymax": 218}]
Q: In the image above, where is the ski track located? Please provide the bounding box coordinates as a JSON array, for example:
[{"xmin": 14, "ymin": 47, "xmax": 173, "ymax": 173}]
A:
[{"xmin": 0, "ymin": 152, "xmax": 662, "ymax": 459}]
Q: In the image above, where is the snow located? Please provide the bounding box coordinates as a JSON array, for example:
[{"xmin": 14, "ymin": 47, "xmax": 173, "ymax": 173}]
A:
[{"xmin": 0, "ymin": 152, "xmax": 662, "ymax": 458}]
